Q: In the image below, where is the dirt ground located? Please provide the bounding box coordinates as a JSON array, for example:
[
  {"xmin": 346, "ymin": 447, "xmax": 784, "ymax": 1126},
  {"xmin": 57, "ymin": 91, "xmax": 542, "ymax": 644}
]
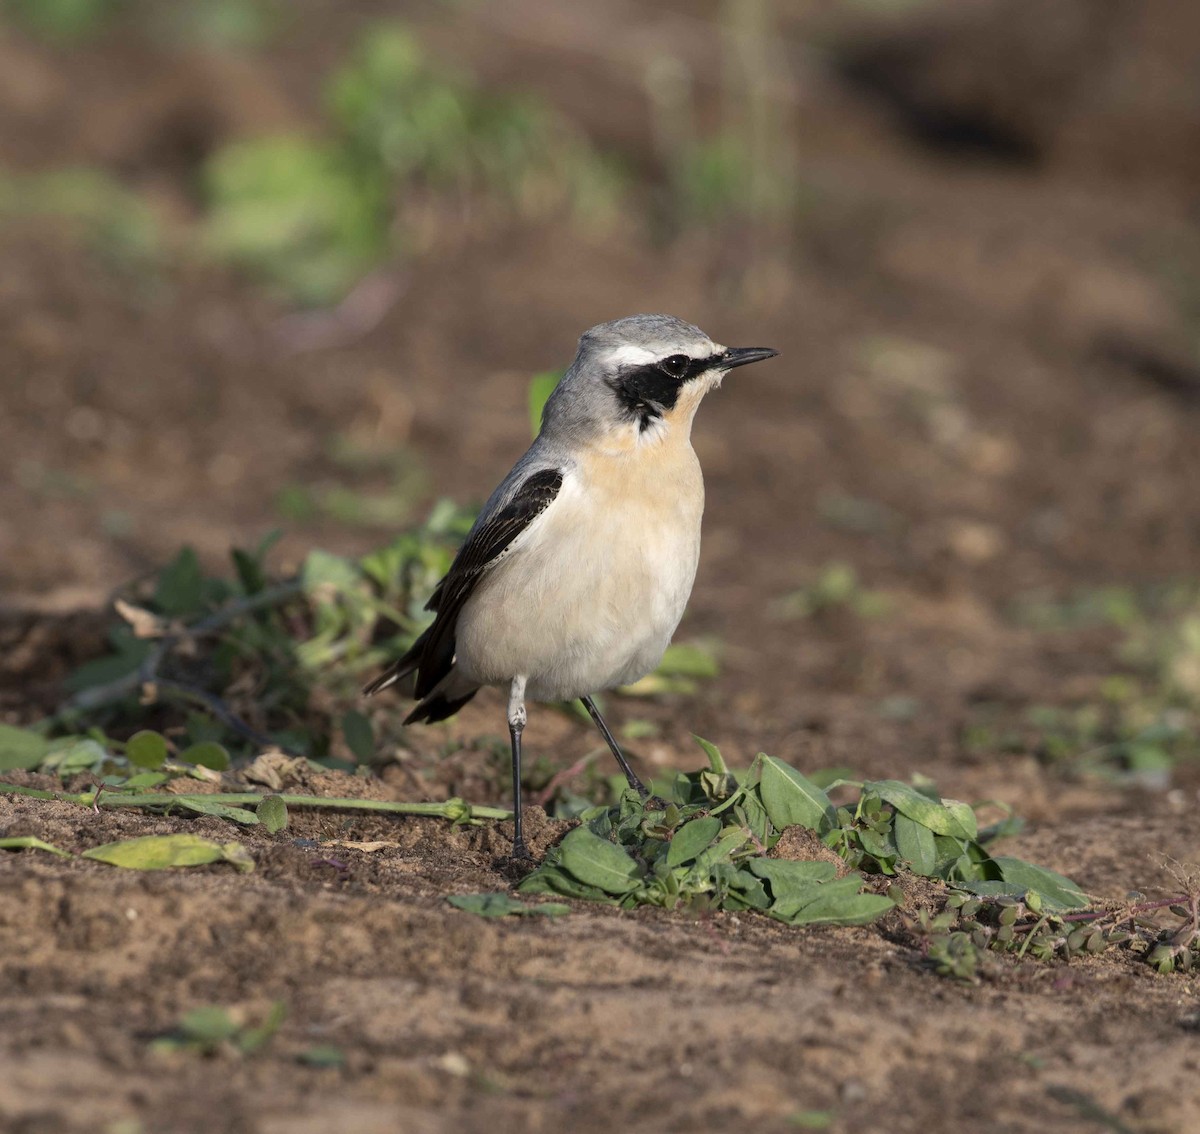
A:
[{"xmin": 3, "ymin": 3, "xmax": 1200, "ymax": 1131}]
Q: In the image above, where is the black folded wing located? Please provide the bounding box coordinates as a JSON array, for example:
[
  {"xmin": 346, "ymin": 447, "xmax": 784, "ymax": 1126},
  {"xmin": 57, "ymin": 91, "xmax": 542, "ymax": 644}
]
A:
[{"xmin": 362, "ymin": 467, "xmax": 564, "ymax": 702}]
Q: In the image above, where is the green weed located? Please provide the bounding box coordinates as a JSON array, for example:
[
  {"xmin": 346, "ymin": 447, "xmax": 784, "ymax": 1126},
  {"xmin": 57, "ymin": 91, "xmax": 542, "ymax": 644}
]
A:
[
  {"xmin": 151, "ymin": 1002, "xmax": 287, "ymax": 1057},
  {"xmin": 776, "ymin": 562, "xmax": 891, "ymax": 620},
  {"xmin": 0, "ymin": 166, "xmax": 161, "ymax": 268},
  {"xmin": 995, "ymin": 581, "xmax": 1200, "ymax": 780},
  {"xmin": 203, "ymin": 23, "xmax": 621, "ymax": 304},
  {"xmin": 1, "ymin": 0, "xmax": 126, "ymax": 42},
  {"xmin": 645, "ymin": 0, "xmax": 799, "ymax": 227},
  {"xmin": 519, "ymin": 738, "xmax": 1082, "ymax": 927}
]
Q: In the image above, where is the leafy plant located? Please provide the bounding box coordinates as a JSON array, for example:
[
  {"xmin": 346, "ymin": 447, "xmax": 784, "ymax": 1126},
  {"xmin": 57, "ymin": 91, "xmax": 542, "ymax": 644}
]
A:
[
  {"xmin": 39, "ymin": 504, "xmax": 474, "ymax": 759},
  {"xmin": 644, "ymin": 0, "xmax": 799, "ymax": 228},
  {"xmin": 0, "ymin": 167, "xmax": 161, "ymax": 267},
  {"xmin": 202, "ymin": 23, "xmax": 620, "ymax": 304},
  {"xmin": 1, "ymin": 0, "xmax": 127, "ymax": 42},
  {"xmin": 983, "ymin": 580, "xmax": 1200, "ymax": 780},
  {"xmin": 151, "ymin": 1002, "xmax": 287, "ymax": 1057},
  {"xmin": 520, "ymin": 740, "xmax": 1082, "ymax": 928},
  {"xmin": 911, "ymin": 883, "xmax": 1200, "ymax": 981},
  {"xmin": 203, "ymin": 136, "xmax": 388, "ymax": 306},
  {"xmin": 776, "ymin": 562, "xmax": 891, "ymax": 620},
  {"xmin": 447, "ymin": 893, "xmax": 570, "ymax": 919}
]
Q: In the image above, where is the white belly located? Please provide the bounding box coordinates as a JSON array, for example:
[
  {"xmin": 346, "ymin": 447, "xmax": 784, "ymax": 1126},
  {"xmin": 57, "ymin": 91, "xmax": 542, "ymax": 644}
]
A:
[{"xmin": 454, "ymin": 450, "xmax": 704, "ymax": 701}]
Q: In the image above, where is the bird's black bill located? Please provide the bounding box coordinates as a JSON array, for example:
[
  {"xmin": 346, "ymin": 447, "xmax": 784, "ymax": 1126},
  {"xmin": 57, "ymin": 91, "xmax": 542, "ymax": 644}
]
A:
[{"xmin": 720, "ymin": 346, "xmax": 779, "ymax": 369}]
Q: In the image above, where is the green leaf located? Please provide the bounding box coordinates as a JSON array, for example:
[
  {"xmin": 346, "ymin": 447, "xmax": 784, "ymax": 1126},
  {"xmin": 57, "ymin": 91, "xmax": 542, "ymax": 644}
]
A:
[
  {"xmin": 180, "ymin": 742, "xmax": 231, "ymax": 771},
  {"xmin": 43, "ymin": 738, "xmax": 108, "ymax": 774},
  {"xmin": 749, "ymin": 859, "xmax": 838, "ymax": 887},
  {"xmin": 693, "ymin": 735, "xmax": 728, "ymax": 774},
  {"xmin": 121, "ymin": 772, "xmax": 168, "ymax": 791},
  {"xmin": 693, "ymin": 826, "xmax": 752, "ymax": 873},
  {"xmin": 656, "ymin": 642, "xmax": 719, "ymax": 678},
  {"xmin": 757, "ymin": 755, "xmax": 836, "ymax": 832},
  {"xmin": 943, "ymin": 799, "xmax": 979, "ymax": 841},
  {"xmin": 557, "ymin": 826, "xmax": 642, "ymax": 894},
  {"xmin": 893, "ymin": 813, "xmax": 937, "ymax": 875},
  {"xmin": 776, "ymin": 876, "xmax": 895, "ymax": 926},
  {"xmin": 63, "ymin": 633, "xmax": 152, "ymax": 694},
  {"xmin": 528, "ymin": 371, "xmax": 560, "ymax": 437},
  {"xmin": 990, "ymin": 856, "xmax": 1089, "ymax": 910},
  {"xmin": 0, "ymin": 723, "xmax": 51, "ymax": 771},
  {"xmin": 238, "ymin": 1001, "xmax": 288, "ymax": 1054},
  {"xmin": 174, "ymin": 796, "xmax": 259, "ymax": 825},
  {"xmin": 666, "ymin": 816, "xmax": 722, "ymax": 867},
  {"xmin": 790, "ymin": 1111, "xmax": 835, "ymax": 1129},
  {"xmin": 448, "ymin": 892, "xmax": 571, "ymax": 918},
  {"xmin": 953, "ymin": 880, "xmax": 1029, "ymax": 901},
  {"xmin": 0, "ymin": 835, "xmax": 72, "ymax": 858},
  {"xmin": 869, "ymin": 780, "xmax": 976, "ymax": 839},
  {"xmin": 517, "ymin": 865, "xmax": 619, "ymax": 903},
  {"xmin": 154, "ymin": 546, "xmax": 205, "ymax": 616},
  {"xmin": 126, "ymin": 729, "xmax": 168, "ymax": 770},
  {"xmin": 257, "ymin": 795, "xmax": 289, "ymax": 834},
  {"xmin": 178, "ymin": 1005, "xmax": 239, "ymax": 1044},
  {"xmin": 82, "ymin": 833, "xmax": 254, "ymax": 872},
  {"xmin": 750, "ymin": 859, "xmax": 839, "ymax": 918},
  {"xmin": 341, "ymin": 710, "xmax": 375, "ymax": 763},
  {"xmin": 301, "ymin": 549, "xmax": 361, "ymax": 593},
  {"xmin": 298, "ymin": 1045, "xmax": 345, "ymax": 1068}
]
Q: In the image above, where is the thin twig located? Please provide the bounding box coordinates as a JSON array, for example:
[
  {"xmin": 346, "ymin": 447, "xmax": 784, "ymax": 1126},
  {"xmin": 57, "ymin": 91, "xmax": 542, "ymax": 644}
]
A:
[{"xmin": 0, "ymin": 781, "xmax": 512, "ymax": 822}]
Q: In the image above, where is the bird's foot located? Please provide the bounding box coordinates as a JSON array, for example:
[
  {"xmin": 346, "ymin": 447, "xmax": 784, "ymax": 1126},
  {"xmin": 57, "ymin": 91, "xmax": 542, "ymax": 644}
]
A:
[
  {"xmin": 624, "ymin": 776, "xmax": 668, "ymax": 811},
  {"xmin": 498, "ymin": 838, "xmax": 536, "ymax": 878}
]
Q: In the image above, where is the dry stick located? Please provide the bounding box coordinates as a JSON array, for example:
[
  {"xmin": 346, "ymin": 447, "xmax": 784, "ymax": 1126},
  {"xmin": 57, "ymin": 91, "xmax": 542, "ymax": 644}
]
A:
[{"xmin": 0, "ymin": 781, "xmax": 511, "ymax": 821}]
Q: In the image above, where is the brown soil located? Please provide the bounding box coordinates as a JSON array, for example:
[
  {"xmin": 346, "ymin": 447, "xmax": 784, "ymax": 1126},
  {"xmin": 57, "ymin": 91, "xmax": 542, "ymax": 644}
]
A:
[{"xmin": 3, "ymin": 3, "xmax": 1200, "ymax": 1132}]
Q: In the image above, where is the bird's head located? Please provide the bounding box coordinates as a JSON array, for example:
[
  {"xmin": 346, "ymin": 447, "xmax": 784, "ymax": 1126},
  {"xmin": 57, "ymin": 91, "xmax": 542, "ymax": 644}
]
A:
[{"xmin": 542, "ymin": 313, "xmax": 778, "ymax": 449}]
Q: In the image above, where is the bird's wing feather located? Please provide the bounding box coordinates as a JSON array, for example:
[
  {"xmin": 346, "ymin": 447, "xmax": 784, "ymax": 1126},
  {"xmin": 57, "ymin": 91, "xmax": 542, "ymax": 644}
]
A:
[{"xmin": 363, "ymin": 465, "xmax": 564, "ymax": 700}]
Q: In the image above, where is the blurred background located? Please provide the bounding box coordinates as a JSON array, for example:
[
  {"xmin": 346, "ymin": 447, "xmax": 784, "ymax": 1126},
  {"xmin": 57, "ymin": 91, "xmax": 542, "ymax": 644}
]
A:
[{"xmin": 2, "ymin": 0, "xmax": 1199, "ymax": 803}]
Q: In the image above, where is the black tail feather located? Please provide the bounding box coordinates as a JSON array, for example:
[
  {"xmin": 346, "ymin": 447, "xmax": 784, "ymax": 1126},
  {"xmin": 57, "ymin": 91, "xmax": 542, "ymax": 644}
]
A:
[
  {"xmin": 404, "ymin": 687, "xmax": 479, "ymax": 725},
  {"xmin": 362, "ymin": 625, "xmax": 432, "ymax": 698}
]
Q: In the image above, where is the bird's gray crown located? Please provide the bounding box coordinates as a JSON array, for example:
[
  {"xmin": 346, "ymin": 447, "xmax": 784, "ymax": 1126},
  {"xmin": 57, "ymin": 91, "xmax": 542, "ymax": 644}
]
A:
[{"xmin": 578, "ymin": 313, "xmax": 716, "ymax": 360}]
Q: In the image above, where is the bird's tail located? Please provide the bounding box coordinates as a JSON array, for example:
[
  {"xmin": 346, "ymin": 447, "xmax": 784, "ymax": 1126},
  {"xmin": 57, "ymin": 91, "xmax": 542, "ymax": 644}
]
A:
[
  {"xmin": 403, "ymin": 681, "xmax": 479, "ymax": 725},
  {"xmin": 361, "ymin": 626, "xmax": 429, "ymax": 698},
  {"xmin": 362, "ymin": 629, "xmax": 479, "ymax": 723}
]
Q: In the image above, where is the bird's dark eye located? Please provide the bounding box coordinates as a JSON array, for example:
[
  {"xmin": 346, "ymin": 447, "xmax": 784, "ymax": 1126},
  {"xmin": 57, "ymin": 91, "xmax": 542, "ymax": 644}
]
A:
[{"xmin": 660, "ymin": 354, "xmax": 689, "ymax": 379}]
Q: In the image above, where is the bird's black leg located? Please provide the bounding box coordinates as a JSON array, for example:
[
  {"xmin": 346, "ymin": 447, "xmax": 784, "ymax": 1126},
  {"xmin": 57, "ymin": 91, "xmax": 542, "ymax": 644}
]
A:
[
  {"xmin": 581, "ymin": 695, "xmax": 648, "ymax": 797},
  {"xmin": 508, "ymin": 676, "xmax": 532, "ymax": 860}
]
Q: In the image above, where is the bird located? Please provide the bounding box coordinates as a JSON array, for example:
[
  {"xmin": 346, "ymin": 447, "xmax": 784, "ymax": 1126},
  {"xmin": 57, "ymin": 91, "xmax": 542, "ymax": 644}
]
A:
[{"xmin": 363, "ymin": 314, "xmax": 778, "ymax": 858}]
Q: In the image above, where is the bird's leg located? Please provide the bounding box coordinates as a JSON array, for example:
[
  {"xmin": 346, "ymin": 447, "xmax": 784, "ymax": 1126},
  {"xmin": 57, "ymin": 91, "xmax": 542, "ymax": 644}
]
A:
[
  {"xmin": 581, "ymin": 695, "xmax": 648, "ymax": 797},
  {"xmin": 507, "ymin": 675, "xmax": 532, "ymax": 860}
]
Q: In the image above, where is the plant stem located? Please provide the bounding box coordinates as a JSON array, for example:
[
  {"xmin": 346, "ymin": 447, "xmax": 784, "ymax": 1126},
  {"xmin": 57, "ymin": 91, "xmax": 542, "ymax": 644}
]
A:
[{"xmin": 0, "ymin": 781, "xmax": 511, "ymax": 822}]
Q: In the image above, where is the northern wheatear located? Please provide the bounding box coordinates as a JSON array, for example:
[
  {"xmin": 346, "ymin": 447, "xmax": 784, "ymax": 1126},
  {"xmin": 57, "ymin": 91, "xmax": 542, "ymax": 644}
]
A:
[{"xmin": 364, "ymin": 314, "xmax": 777, "ymax": 857}]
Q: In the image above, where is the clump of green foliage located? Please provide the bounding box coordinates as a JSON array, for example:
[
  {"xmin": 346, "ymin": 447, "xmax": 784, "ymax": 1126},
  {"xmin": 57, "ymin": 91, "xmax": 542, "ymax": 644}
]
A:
[
  {"xmin": 989, "ymin": 581, "xmax": 1200, "ymax": 780},
  {"xmin": 776, "ymin": 562, "xmax": 891, "ymax": 620},
  {"xmin": 1, "ymin": 0, "xmax": 127, "ymax": 42},
  {"xmin": 36, "ymin": 501, "xmax": 474, "ymax": 761},
  {"xmin": 204, "ymin": 23, "xmax": 621, "ymax": 303},
  {"xmin": 0, "ymin": 167, "xmax": 161, "ymax": 267},
  {"xmin": 203, "ymin": 137, "xmax": 389, "ymax": 308},
  {"xmin": 913, "ymin": 883, "xmax": 1200, "ymax": 981},
  {"xmin": 644, "ymin": 0, "xmax": 801, "ymax": 228},
  {"xmin": 151, "ymin": 1002, "xmax": 287, "ymax": 1057},
  {"xmin": 1, "ymin": 0, "xmax": 282, "ymax": 46},
  {"xmin": 519, "ymin": 739, "xmax": 1084, "ymax": 926}
]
